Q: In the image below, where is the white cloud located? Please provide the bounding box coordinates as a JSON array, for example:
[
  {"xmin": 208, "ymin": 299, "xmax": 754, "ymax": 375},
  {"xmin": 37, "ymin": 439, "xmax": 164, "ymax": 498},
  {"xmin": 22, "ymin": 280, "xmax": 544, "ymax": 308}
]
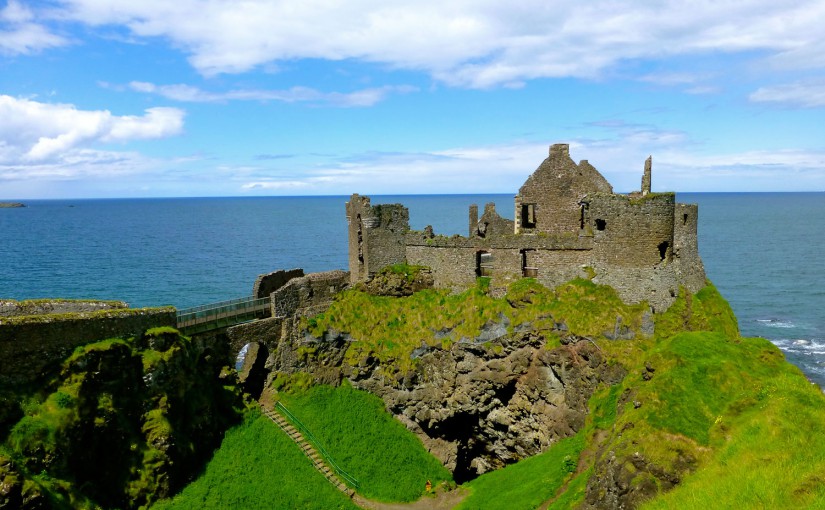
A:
[
  {"xmin": 235, "ymin": 136, "xmax": 825, "ymax": 195},
  {"xmin": 0, "ymin": 0, "xmax": 67, "ymax": 55},
  {"xmin": 749, "ymin": 80, "xmax": 825, "ymax": 108},
  {"xmin": 0, "ymin": 95, "xmax": 184, "ymax": 182},
  {"xmin": 55, "ymin": 0, "xmax": 825, "ymax": 88},
  {"xmin": 126, "ymin": 81, "xmax": 416, "ymax": 107}
]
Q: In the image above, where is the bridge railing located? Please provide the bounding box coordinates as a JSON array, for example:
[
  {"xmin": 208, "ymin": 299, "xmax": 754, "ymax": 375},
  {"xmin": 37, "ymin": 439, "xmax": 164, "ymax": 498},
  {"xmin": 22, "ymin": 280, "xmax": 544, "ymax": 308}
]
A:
[
  {"xmin": 276, "ymin": 401, "xmax": 360, "ymax": 491},
  {"xmin": 176, "ymin": 295, "xmax": 270, "ymax": 334}
]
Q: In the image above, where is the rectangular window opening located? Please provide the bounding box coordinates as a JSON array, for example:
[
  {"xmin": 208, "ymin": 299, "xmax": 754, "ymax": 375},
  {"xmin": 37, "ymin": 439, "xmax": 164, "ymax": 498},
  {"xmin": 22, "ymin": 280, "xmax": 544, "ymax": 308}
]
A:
[{"xmin": 520, "ymin": 204, "xmax": 536, "ymax": 228}]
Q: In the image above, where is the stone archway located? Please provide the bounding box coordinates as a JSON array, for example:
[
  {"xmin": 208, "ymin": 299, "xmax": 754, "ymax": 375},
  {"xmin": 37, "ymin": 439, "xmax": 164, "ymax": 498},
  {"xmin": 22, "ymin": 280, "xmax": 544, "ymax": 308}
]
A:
[{"xmin": 236, "ymin": 341, "xmax": 269, "ymax": 399}]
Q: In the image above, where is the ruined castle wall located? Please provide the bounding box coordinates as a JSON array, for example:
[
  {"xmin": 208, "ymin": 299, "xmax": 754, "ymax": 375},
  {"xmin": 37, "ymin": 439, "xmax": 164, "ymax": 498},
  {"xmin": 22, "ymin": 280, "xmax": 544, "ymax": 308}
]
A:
[
  {"xmin": 0, "ymin": 307, "xmax": 175, "ymax": 388},
  {"xmin": 0, "ymin": 299, "xmax": 128, "ymax": 317},
  {"xmin": 472, "ymin": 203, "xmax": 515, "ymax": 238},
  {"xmin": 406, "ymin": 246, "xmax": 478, "ymax": 289},
  {"xmin": 406, "ymin": 242, "xmax": 594, "ymax": 291},
  {"xmin": 346, "ymin": 195, "xmax": 409, "ymax": 284},
  {"xmin": 516, "ymin": 144, "xmax": 612, "ymax": 236},
  {"xmin": 252, "ymin": 268, "xmax": 304, "ymax": 299},
  {"xmin": 590, "ymin": 265, "xmax": 680, "ymax": 313},
  {"xmin": 529, "ymin": 249, "xmax": 594, "ymax": 288},
  {"xmin": 673, "ymin": 203, "xmax": 707, "ymax": 293},
  {"xmin": 272, "ymin": 270, "xmax": 350, "ymax": 319},
  {"xmin": 589, "ymin": 193, "xmax": 676, "ymax": 268}
]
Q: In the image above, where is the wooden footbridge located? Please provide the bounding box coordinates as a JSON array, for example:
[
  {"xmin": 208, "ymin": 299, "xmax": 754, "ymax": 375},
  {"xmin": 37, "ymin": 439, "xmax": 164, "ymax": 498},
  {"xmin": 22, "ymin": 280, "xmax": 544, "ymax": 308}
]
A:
[{"xmin": 175, "ymin": 295, "xmax": 270, "ymax": 334}]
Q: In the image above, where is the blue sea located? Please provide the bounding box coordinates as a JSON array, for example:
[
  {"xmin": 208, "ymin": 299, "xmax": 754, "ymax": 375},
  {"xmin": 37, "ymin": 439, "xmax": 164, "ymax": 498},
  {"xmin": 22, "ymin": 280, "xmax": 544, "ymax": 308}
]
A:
[{"xmin": 1, "ymin": 193, "xmax": 824, "ymax": 388}]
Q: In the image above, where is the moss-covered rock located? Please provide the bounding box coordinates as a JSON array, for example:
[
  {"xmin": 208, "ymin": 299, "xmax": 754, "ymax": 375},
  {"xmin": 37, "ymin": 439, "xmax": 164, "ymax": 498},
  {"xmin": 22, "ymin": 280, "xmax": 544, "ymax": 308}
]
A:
[{"xmin": 3, "ymin": 329, "xmax": 243, "ymax": 509}]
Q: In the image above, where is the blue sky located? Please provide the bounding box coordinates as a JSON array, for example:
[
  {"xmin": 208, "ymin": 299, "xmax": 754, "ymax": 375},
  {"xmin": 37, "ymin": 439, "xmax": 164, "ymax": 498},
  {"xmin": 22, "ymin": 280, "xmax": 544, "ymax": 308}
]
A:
[{"xmin": 1, "ymin": 0, "xmax": 824, "ymax": 198}]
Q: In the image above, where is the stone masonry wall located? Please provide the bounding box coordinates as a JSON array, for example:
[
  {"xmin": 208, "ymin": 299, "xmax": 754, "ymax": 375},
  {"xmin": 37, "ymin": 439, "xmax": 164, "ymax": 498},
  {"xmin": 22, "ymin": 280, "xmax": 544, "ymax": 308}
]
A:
[
  {"xmin": 0, "ymin": 299, "xmax": 128, "ymax": 317},
  {"xmin": 0, "ymin": 307, "xmax": 176, "ymax": 388},
  {"xmin": 272, "ymin": 270, "xmax": 350, "ymax": 319},
  {"xmin": 588, "ymin": 193, "xmax": 676, "ymax": 268},
  {"xmin": 516, "ymin": 144, "xmax": 613, "ymax": 235},
  {"xmin": 346, "ymin": 195, "xmax": 409, "ymax": 284},
  {"xmin": 252, "ymin": 268, "xmax": 304, "ymax": 299},
  {"xmin": 673, "ymin": 203, "xmax": 707, "ymax": 292}
]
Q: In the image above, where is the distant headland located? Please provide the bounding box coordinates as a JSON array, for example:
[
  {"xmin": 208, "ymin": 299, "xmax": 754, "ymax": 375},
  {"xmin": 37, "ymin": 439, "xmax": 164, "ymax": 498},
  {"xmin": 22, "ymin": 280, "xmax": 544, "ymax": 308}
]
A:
[{"xmin": 0, "ymin": 202, "xmax": 26, "ymax": 208}]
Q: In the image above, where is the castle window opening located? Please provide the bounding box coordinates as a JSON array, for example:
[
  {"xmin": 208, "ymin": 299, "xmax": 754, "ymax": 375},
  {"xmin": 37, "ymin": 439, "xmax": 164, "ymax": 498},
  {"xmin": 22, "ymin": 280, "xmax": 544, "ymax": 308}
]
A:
[
  {"xmin": 658, "ymin": 241, "xmax": 669, "ymax": 261},
  {"xmin": 357, "ymin": 214, "xmax": 364, "ymax": 263},
  {"xmin": 521, "ymin": 249, "xmax": 538, "ymax": 278},
  {"xmin": 595, "ymin": 218, "xmax": 606, "ymax": 231},
  {"xmin": 520, "ymin": 203, "xmax": 536, "ymax": 228},
  {"xmin": 476, "ymin": 250, "xmax": 493, "ymax": 277},
  {"xmin": 683, "ymin": 213, "xmax": 688, "ymax": 225}
]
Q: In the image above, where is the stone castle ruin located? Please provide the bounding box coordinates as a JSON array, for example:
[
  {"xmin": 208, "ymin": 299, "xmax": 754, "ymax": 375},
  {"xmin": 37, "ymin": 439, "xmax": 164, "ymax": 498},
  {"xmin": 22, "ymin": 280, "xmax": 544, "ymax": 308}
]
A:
[{"xmin": 346, "ymin": 143, "xmax": 706, "ymax": 312}]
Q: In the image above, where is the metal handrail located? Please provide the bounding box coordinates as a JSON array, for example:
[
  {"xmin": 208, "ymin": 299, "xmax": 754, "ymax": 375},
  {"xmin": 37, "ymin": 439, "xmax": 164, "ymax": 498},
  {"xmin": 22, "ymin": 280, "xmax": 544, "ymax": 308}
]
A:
[
  {"xmin": 176, "ymin": 295, "xmax": 270, "ymax": 332},
  {"xmin": 275, "ymin": 402, "xmax": 360, "ymax": 490}
]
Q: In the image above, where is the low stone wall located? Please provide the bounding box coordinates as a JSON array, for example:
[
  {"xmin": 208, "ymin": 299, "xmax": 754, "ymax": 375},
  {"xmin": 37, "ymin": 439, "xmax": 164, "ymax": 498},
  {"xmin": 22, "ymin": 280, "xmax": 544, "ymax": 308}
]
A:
[
  {"xmin": 252, "ymin": 268, "xmax": 304, "ymax": 299},
  {"xmin": 0, "ymin": 299, "xmax": 128, "ymax": 317},
  {"xmin": 272, "ymin": 270, "xmax": 349, "ymax": 319},
  {"xmin": 0, "ymin": 307, "xmax": 175, "ymax": 388}
]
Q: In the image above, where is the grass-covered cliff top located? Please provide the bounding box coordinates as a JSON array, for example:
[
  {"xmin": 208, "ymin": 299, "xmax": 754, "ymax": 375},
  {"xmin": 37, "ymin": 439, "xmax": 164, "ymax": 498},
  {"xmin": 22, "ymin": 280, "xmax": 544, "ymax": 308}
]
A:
[{"xmin": 305, "ymin": 277, "xmax": 650, "ymax": 375}]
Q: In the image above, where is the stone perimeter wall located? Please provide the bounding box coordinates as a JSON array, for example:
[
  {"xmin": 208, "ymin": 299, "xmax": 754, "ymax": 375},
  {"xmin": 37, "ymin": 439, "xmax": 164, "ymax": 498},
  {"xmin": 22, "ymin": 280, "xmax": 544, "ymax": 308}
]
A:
[
  {"xmin": 0, "ymin": 299, "xmax": 128, "ymax": 317},
  {"xmin": 0, "ymin": 307, "xmax": 176, "ymax": 388}
]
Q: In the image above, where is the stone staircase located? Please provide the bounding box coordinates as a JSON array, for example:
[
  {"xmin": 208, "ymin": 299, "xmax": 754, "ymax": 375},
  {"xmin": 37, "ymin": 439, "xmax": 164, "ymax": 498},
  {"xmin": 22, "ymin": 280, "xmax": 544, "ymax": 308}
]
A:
[{"xmin": 262, "ymin": 405, "xmax": 357, "ymax": 498}]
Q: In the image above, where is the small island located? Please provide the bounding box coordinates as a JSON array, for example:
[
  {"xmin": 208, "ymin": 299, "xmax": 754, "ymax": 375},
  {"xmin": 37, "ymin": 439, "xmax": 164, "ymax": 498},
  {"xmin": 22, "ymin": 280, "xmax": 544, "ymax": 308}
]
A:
[{"xmin": 0, "ymin": 202, "xmax": 26, "ymax": 208}]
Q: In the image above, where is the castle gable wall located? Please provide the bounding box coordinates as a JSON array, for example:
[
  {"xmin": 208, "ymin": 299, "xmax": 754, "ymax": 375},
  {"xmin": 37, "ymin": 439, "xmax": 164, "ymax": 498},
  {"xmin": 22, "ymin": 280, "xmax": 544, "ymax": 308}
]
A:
[{"xmin": 516, "ymin": 144, "xmax": 613, "ymax": 235}]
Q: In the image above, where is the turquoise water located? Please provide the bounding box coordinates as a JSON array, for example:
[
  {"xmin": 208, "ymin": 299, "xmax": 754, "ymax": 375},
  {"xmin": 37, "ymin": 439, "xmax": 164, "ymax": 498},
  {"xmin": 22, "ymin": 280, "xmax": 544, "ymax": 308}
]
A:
[{"xmin": 1, "ymin": 193, "xmax": 823, "ymax": 387}]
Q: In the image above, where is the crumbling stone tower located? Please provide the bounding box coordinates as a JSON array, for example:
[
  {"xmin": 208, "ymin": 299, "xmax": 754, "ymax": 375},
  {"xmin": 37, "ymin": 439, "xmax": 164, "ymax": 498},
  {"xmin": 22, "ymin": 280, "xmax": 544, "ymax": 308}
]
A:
[{"xmin": 345, "ymin": 194, "xmax": 410, "ymax": 285}]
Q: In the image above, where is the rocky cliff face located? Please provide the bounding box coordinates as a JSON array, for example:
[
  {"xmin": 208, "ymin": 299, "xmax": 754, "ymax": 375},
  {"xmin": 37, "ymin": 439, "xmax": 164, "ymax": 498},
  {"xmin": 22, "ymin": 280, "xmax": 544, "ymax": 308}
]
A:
[
  {"xmin": 262, "ymin": 316, "xmax": 627, "ymax": 484},
  {"xmin": 349, "ymin": 333, "xmax": 625, "ymax": 482}
]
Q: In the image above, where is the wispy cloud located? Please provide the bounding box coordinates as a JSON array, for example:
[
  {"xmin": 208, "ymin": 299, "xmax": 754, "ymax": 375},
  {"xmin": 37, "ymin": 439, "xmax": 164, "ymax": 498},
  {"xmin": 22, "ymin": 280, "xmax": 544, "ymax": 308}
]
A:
[
  {"xmin": 749, "ymin": 80, "xmax": 825, "ymax": 108},
  {"xmin": 234, "ymin": 135, "xmax": 825, "ymax": 195},
  {"xmin": 126, "ymin": 81, "xmax": 417, "ymax": 107},
  {"xmin": 53, "ymin": 0, "xmax": 825, "ymax": 88},
  {"xmin": 0, "ymin": 0, "xmax": 67, "ymax": 55}
]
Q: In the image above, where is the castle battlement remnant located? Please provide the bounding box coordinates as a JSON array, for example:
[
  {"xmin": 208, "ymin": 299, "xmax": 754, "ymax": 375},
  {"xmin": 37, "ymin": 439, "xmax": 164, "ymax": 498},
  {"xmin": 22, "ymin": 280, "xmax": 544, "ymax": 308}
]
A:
[{"xmin": 346, "ymin": 143, "xmax": 706, "ymax": 312}]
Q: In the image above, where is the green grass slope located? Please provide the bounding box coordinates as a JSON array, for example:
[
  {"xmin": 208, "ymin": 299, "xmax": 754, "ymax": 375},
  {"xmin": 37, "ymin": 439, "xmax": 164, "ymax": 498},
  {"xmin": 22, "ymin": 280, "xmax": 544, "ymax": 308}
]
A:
[
  {"xmin": 278, "ymin": 381, "xmax": 453, "ymax": 502},
  {"xmin": 152, "ymin": 411, "xmax": 359, "ymax": 510},
  {"xmin": 531, "ymin": 283, "xmax": 823, "ymax": 509},
  {"xmin": 455, "ymin": 432, "xmax": 586, "ymax": 510}
]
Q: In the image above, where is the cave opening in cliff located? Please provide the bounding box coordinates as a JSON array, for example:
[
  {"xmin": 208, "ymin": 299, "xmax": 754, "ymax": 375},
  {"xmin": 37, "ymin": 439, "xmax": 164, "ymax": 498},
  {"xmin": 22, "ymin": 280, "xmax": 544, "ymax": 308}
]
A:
[{"xmin": 421, "ymin": 410, "xmax": 486, "ymax": 484}]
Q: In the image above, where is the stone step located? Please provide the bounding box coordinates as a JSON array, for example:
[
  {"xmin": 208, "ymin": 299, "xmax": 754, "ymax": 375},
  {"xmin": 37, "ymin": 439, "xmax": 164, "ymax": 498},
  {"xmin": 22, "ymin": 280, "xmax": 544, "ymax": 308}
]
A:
[{"xmin": 261, "ymin": 404, "xmax": 356, "ymax": 497}]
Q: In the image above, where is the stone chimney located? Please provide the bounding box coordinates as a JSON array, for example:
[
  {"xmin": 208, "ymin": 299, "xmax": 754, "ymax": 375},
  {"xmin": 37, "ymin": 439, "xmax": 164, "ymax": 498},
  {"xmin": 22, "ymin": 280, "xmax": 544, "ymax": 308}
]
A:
[
  {"xmin": 469, "ymin": 204, "xmax": 478, "ymax": 237},
  {"xmin": 549, "ymin": 143, "xmax": 570, "ymax": 158},
  {"xmin": 641, "ymin": 156, "xmax": 652, "ymax": 196}
]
